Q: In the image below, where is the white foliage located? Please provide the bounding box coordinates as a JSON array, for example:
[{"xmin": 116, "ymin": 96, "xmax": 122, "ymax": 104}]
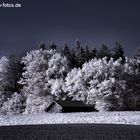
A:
[
  {"xmin": 0, "ymin": 57, "xmax": 9, "ymax": 113},
  {"xmin": 0, "ymin": 56, "xmax": 9, "ymax": 91},
  {"xmin": 64, "ymin": 57, "xmax": 136, "ymax": 111},
  {"xmin": 18, "ymin": 49, "xmax": 57, "ymax": 114},
  {"xmin": 24, "ymin": 95, "xmax": 53, "ymax": 114},
  {"xmin": 46, "ymin": 53, "xmax": 69, "ymax": 79},
  {"xmin": 19, "ymin": 49, "xmax": 56, "ymax": 96},
  {"xmin": 46, "ymin": 53, "xmax": 69, "ymax": 99},
  {"xmin": 49, "ymin": 78, "xmax": 65, "ymax": 99},
  {"xmin": 63, "ymin": 68, "xmax": 87, "ymax": 101},
  {"xmin": 1, "ymin": 92, "xmax": 25, "ymax": 115},
  {"xmin": 19, "ymin": 49, "xmax": 70, "ymax": 114}
]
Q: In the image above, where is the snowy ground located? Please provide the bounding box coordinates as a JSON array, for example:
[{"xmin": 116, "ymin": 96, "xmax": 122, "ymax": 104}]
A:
[{"xmin": 0, "ymin": 112, "xmax": 140, "ymax": 126}]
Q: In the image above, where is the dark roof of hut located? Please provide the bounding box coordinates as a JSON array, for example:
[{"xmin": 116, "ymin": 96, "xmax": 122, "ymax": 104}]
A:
[{"xmin": 54, "ymin": 100, "xmax": 93, "ymax": 107}]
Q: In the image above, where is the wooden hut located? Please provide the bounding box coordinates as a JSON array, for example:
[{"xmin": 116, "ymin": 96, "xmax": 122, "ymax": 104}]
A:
[{"xmin": 46, "ymin": 100, "xmax": 95, "ymax": 113}]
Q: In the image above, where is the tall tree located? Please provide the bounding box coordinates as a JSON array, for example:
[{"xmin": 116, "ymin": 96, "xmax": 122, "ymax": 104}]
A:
[
  {"xmin": 84, "ymin": 46, "xmax": 91, "ymax": 62},
  {"xmin": 133, "ymin": 47, "xmax": 140, "ymax": 72},
  {"xmin": 75, "ymin": 40, "xmax": 81, "ymax": 53},
  {"xmin": 62, "ymin": 43, "xmax": 70, "ymax": 57},
  {"xmin": 74, "ymin": 40, "xmax": 85, "ymax": 67},
  {"xmin": 70, "ymin": 48, "xmax": 77, "ymax": 68},
  {"xmin": 0, "ymin": 56, "xmax": 9, "ymax": 91},
  {"xmin": 62, "ymin": 43, "xmax": 74, "ymax": 69},
  {"xmin": 46, "ymin": 53, "xmax": 69, "ymax": 99},
  {"xmin": 91, "ymin": 48, "xmax": 97, "ymax": 59},
  {"xmin": 19, "ymin": 49, "xmax": 56, "ymax": 114},
  {"xmin": 0, "ymin": 56, "xmax": 9, "ymax": 109},
  {"xmin": 50, "ymin": 42, "xmax": 57, "ymax": 50},
  {"xmin": 134, "ymin": 47, "xmax": 140, "ymax": 58},
  {"xmin": 63, "ymin": 57, "xmax": 138, "ymax": 111},
  {"xmin": 97, "ymin": 44, "xmax": 111, "ymax": 59},
  {"xmin": 113, "ymin": 42, "xmax": 125, "ymax": 63},
  {"xmin": 4, "ymin": 53, "xmax": 24, "ymax": 93},
  {"xmin": 39, "ymin": 43, "xmax": 46, "ymax": 50}
]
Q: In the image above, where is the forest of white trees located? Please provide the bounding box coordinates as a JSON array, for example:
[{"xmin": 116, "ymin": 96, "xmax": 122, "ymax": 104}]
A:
[{"xmin": 0, "ymin": 41, "xmax": 140, "ymax": 115}]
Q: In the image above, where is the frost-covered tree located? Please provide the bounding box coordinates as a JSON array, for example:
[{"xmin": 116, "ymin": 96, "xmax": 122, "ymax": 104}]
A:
[
  {"xmin": 0, "ymin": 55, "xmax": 25, "ymax": 115},
  {"xmin": 0, "ymin": 56, "xmax": 9, "ymax": 111},
  {"xmin": 63, "ymin": 68, "xmax": 87, "ymax": 102},
  {"xmin": 0, "ymin": 56, "xmax": 9, "ymax": 91},
  {"xmin": 24, "ymin": 94, "xmax": 53, "ymax": 114},
  {"xmin": 1, "ymin": 92, "xmax": 26, "ymax": 115},
  {"xmin": 89, "ymin": 58, "xmax": 127, "ymax": 111},
  {"xmin": 19, "ymin": 49, "xmax": 56, "ymax": 96},
  {"xmin": 63, "ymin": 57, "xmax": 135, "ymax": 111},
  {"xmin": 18, "ymin": 49, "xmax": 57, "ymax": 114},
  {"xmin": 46, "ymin": 53, "xmax": 69, "ymax": 99},
  {"xmin": 19, "ymin": 48, "xmax": 70, "ymax": 113}
]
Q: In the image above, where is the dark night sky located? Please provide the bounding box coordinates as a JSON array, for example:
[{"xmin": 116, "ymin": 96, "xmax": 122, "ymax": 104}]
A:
[{"xmin": 0, "ymin": 0, "xmax": 140, "ymax": 57}]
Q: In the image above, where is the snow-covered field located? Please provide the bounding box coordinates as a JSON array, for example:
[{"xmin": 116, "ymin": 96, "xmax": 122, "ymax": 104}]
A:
[{"xmin": 0, "ymin": 112, "xmax": 140, "ymax": 126}]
